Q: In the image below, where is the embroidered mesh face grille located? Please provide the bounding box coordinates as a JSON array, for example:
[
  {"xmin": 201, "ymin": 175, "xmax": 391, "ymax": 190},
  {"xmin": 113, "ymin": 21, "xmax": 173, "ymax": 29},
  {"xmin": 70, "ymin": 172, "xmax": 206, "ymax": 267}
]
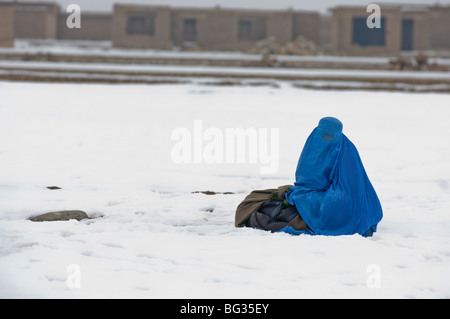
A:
[{"xmin": 321, "ymin": 132, "xmax": 335, "ymax": 142}]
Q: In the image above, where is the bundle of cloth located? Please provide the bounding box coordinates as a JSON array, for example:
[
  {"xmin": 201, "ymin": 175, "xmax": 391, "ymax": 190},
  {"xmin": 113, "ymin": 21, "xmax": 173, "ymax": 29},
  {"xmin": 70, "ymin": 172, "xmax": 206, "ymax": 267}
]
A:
[{"xmin": 235, "ymin": 117, "xmax": 383, "ymax": 237}]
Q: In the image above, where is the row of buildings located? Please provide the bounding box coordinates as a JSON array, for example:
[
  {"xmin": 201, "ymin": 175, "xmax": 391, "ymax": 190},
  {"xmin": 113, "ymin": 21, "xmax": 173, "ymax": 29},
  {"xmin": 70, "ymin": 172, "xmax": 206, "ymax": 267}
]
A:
[{"xmin": 0, "ymin": 1, "xmax": 450, "ymax": 56}]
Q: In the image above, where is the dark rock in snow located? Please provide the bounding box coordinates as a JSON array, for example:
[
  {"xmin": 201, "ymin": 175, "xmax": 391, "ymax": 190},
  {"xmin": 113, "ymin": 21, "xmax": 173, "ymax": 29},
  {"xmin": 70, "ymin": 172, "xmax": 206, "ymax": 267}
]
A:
[
  {"xmin": 30, "ymin": 210, "xmax": 89, "ymax": 222},
  {"xmin": 192, "ymin": 191, "xmax": 235, "ymax": 195},
  {"xmin": 47, "ymin": 186, "xmax": 62, "ymax": 190}
]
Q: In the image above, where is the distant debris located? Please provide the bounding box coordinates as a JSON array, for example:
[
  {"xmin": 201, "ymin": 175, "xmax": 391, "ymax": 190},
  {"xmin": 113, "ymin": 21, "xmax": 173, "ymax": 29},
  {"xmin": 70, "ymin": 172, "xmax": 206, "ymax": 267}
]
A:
[
  {"xmin": 247, "ymin": 36, "xmax": 321, "ymax": 67},
  {"xmin": 247, "ymin": 36, "xmax": 320, "ymax": 56},
  {"xmin": 280, "ymin": 36, "xmax": 321, "ymax": 56},
  {"xmin": 390, "ymin": 53, "xmax": 449, "ymax": 71},
  {"xmin": 47, "ymin": 186, "xmax": 61, "ymax": 190}
]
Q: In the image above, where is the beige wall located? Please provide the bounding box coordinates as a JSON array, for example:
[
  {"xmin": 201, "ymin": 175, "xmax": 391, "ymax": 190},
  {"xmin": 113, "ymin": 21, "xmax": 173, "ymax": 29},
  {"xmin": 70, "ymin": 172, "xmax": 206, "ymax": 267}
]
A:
[
  {"xmin": 57, "ymin": 13, "xmax": 112, "ymax": 41},
  {"xmin": 293, "ymin": 12, "xmax": 320, "ymax": 43},
  {"xmin": 171, "ymin": 8, "xmax": 237, "ymax": 51},
  {"xmin": 0, "ymin": 5, "xmax": 14, "ymax": 47},
  {"xmin": 267, "ymin": 11, "xmax": 293, "ymax": 44},
  {"xmin": 319, "ymin": 15, "xmax": 332, "ymax": 50},
  {"xmin": 218, "ymin": 9, "xmax": 295, "ymax": 51},
  {"xmin": 402, "ymin": 10, "xmax": 431, "ymax": 51},
  {"xmin": 14, "ymin": 3, "xmax": 59, "ymax": 39},
  {"xmin": 331, "ymin": 6, "xmax": 434, "ymax": 55},
  {"xmin": 112, "ymin": 4, "xmax": 172, "ymax": 49},
  {"xmin": 429, "ymin": 7, "xmax": 450, "ymax": 50},
  {"xmin": 332, "ymin": 6, "xmax": 402, "ymax": 56},
  {"xmin": 113, "ymin": 5, "xmax": 320, "ymax": 51},
  {"xmin": 6, "ymin": 2, "xmax": 444, "ymax": 55}
]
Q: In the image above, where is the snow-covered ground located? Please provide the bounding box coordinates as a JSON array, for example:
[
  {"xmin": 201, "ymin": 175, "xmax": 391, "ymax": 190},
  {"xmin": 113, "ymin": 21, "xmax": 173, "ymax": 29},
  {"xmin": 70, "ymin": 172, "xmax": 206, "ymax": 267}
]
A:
[
  {"xmin": 2, "ymin": 59, "xmax": 450, "ymax": 93},
  {"xmin": 0, "ymin": 80, "xmax": 449, "ymax": 298},
  {"xmin": 3, "ymin": 60, "xmax": 450, "ymax": 80},
  {"xmin": 3, "ymin": 39, "xmax": 450, "ymax": 65}
]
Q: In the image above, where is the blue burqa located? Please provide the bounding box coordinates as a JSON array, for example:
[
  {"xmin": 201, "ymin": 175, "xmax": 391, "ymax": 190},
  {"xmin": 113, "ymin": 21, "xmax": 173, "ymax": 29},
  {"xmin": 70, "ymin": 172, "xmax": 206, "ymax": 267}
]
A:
[{"xmin": 281, "ymin": 117, "xmax": 382, "ymax": 237}]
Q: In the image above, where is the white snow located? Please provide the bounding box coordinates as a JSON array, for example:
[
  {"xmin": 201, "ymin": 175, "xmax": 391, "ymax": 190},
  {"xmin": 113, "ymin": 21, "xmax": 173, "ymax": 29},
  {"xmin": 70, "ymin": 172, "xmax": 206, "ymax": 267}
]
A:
[
  {"xmin": 0, "ymin": 80, "xmax": 449, "ymax": 298},
  {"xmin": 0, "ymin": 40, "xmax": 263, "ymax": 61}
]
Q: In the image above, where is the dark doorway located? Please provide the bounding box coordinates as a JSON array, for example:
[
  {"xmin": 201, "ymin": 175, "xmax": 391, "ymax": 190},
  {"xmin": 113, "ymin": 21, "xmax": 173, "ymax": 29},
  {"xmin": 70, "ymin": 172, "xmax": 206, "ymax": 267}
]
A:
[
  {"xmin": 183, "ymin": 18, "xmax": 197, "ymax": 42},
  {"xmin": 401, "ymin": 19, "xmax": 414, "ymax": 51},
  {"xmin": 352, "ymin": 17, "xmax": 386, "ymax": 47}
]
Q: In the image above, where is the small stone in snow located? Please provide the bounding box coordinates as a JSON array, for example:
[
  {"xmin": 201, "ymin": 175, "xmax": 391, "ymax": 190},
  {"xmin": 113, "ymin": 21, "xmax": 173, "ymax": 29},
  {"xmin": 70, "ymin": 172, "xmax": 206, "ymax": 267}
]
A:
[{"xmin": 29, "ymin": 210, "xmax": 89, "ymax": 222}]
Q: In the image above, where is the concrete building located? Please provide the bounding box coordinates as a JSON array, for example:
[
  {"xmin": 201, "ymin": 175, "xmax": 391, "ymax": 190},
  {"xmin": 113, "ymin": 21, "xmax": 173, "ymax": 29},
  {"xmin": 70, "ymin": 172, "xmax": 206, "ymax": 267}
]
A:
[
  {"xmin": 429, "ymin": 5, "xmax": 450, "ymax": 51},
  {"xmin": 331, "ymin": 5, "xmax": 431, "ymax": 56},
  {"xmin": 1, "ymin": 1, "xmax": 449, "ymax": 56},
  {"xmin": 112, "ymin": 4, "xmax": 172, "ymax": 50},
  {"xmin": 57, "ymin": 12, "xmax": 112, "ymax": 41},
  {"xmin": 112, "ymin": 4, "xmax": 321, "ymax": 51},
  {"xmin": 13, "ymin": 2, "xmax": 60, "ymax": 39},
  {"xmin": 170, "ymin": 7, "xmax": 300, "ymax": 51},
  {"xmin": 319, "ymin": 15, "xmax": 332, "ymax": 51},
  {"xmin": 293, "ymin": 11, "xmax": 321, "ymax": 45},
  {"xmin": 401, "ymin": 7, "xmax": 431, "ymax": 52},
  {"xmin": 0, "ymin": 4, "xmax": 14, "ymax": 47}
]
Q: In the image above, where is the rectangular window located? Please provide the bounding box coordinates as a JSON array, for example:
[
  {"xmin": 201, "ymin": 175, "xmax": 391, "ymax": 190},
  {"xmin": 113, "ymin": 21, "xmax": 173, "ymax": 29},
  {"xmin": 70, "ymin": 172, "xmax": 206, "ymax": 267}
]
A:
[
  {"xmin": 183, "ymin": 18, "xmax": 197, "ymax": 42},
  {"xmin": 126, "ymin": 13, "xmax": 155, "ymax": 36},
  {"xmin": 352, "ymin": 17, "xmax": 386, "ymax": 47},
  {"xmin": 238, "ymin": 16, "xmax": 266, "ymax": 41}
]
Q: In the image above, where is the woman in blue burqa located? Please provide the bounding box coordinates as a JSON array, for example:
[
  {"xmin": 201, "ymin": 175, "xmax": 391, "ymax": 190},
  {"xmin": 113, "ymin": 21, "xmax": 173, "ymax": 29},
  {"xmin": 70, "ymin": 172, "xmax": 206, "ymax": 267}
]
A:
[{"xmin": 235, "ymin": 117, "xmax": 383, "ymax": 237}]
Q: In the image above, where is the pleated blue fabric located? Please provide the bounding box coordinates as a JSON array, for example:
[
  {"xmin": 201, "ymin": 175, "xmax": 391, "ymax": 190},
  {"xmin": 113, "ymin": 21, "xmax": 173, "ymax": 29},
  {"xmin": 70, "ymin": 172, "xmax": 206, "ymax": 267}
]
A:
[{"xmin": 281, "ymin": 117, "xmax": 383, "ymax": 237}]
